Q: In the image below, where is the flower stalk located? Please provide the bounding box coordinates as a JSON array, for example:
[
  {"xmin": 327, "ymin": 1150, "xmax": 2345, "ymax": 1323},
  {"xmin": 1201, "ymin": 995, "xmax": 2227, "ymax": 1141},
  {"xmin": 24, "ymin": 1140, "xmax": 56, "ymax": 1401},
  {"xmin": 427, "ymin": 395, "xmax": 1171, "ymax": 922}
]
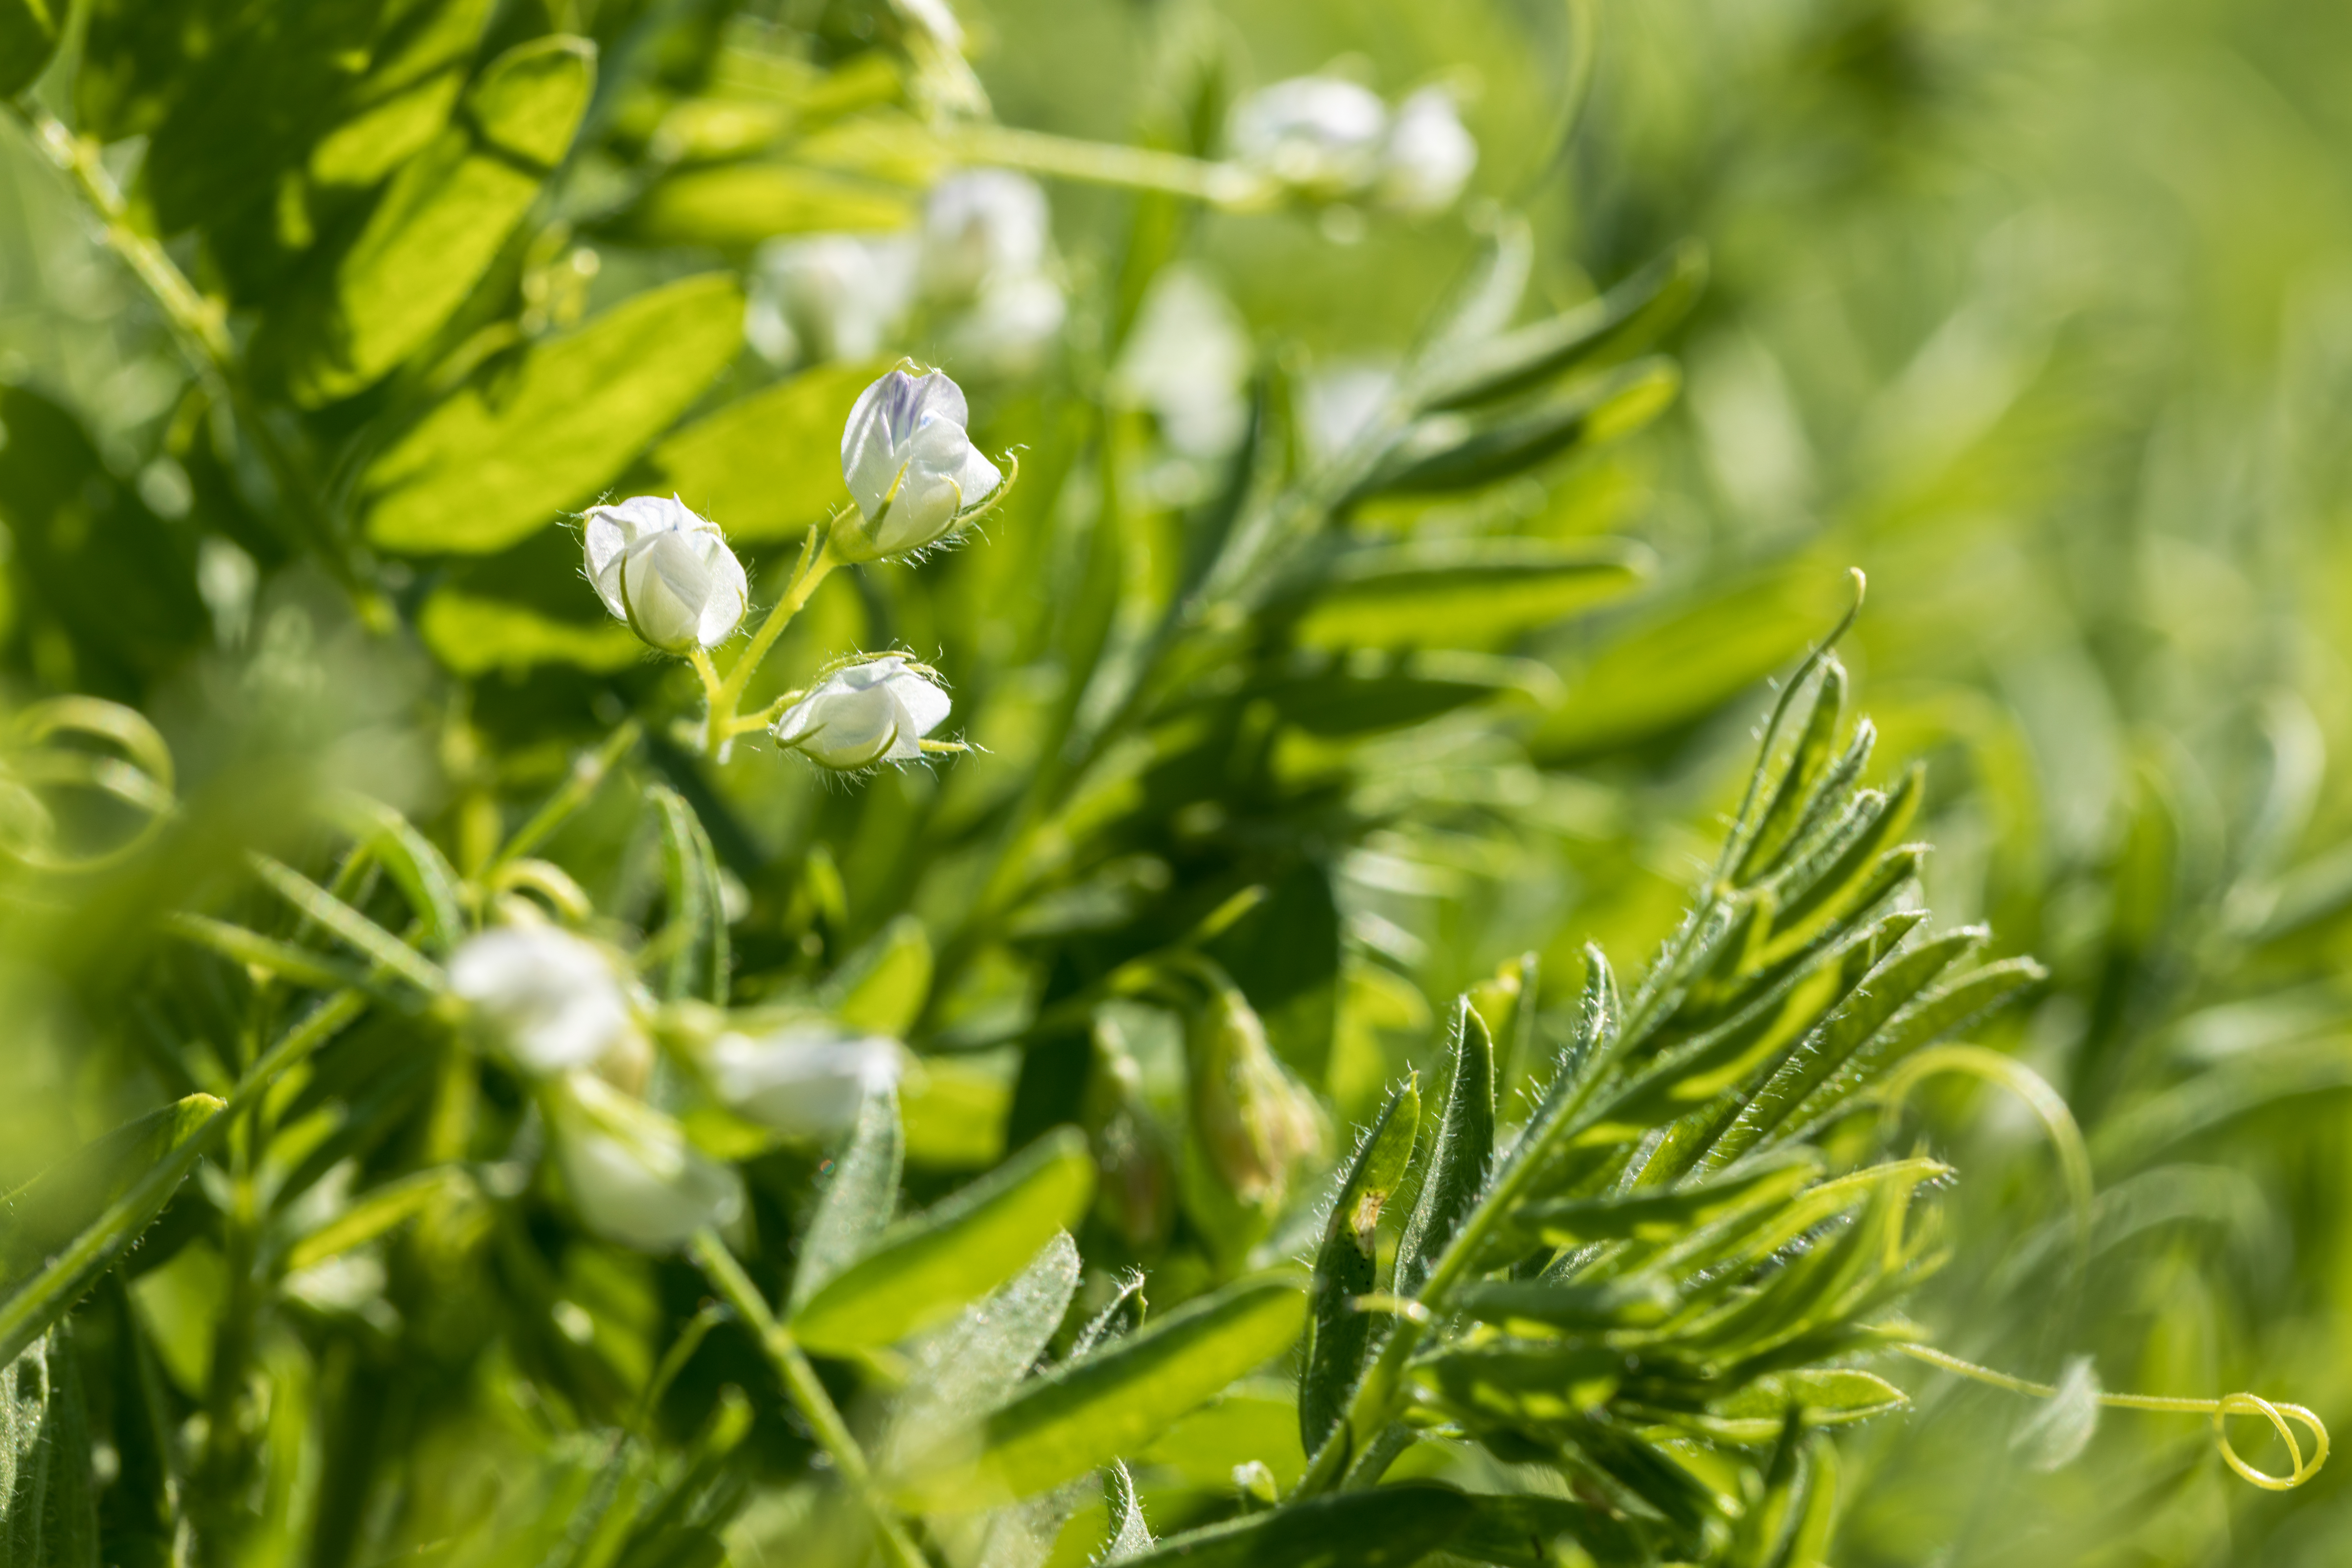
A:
[{"xmin": 689, "ymin": 1230, "xmax": 931, "ymax": 1568}]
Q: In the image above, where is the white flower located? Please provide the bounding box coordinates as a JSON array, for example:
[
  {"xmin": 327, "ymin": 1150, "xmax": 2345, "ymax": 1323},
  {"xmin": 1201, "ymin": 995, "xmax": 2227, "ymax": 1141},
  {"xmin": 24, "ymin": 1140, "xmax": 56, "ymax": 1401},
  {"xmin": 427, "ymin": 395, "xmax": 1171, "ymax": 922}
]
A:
[
  {"xmin": 1376, "ymin": 89, "xmax": 1477, "ymax": 215},
  {"xmin": 920, "ymin": 170, "xmax": 1051, "ymax": 304},
  {"xmin": 449, "ymin": 925, "xmax": 637, "ymax": 1076},
  {"xmin": 1110, "ymin": 267, "xmax": 1253, "ymax": 459},
  {"xmin": 749, "ymin": 233, "xmax": 917, "ymax": 365},
  {"xmin": 705, "ymin": 1021, "xmax": 902, "ymax": 1136},
  {"xmin": 836, "ymin": 368, "xmax": 1004, "ymax": 560},
  {"xmin": 771, "ymin": 655, "xmax": 951, "ymax": 770},
  {"xmin": 1302, "ymin": 360, "xmax": 1399, "ymax": 465},
  {"xmin": 1229, "ymin": 76, "xmax": 1388, "ymax": 200},
  {"xmin": 582, "ymin": 495, "xmax": 748, "ymax": 654},
  {"xmin": 547, "ymin": 1073, "xmax": 745, "ymax": 1253},
  {"xmin": 938, "ymin": 270, "xmax": 1067, "ymax": 378}
]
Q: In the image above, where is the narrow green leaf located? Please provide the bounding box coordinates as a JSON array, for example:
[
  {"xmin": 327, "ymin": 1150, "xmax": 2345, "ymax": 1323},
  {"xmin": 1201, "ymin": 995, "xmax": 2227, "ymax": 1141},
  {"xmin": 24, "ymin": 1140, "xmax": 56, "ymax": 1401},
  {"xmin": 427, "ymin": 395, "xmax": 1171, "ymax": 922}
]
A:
[
  {"xmin": 1100, "ymin": 1460, "xmax": 1154, "ymax": 1563},
  {"xmin": 628, "ymin": 358, "xmax": 887, "ymax": 540},
  {"xmin": 1419, "ymin": 240, "xmax": 1709, "ymax": 411},
  {"xmin": 1396, "ymin": 1002, "xmax": 1494, "ymax": 1300},
  {"xmin": 1706, "ymin": 927, "xmax": 1985, "ymax": 1168},
  {"xmin": 1584, "ymin": 940, "xmax": 1866, "ymax": 1140},
  {"xmin": 1258, "ymin": 649, "xmax": 1560, "ymax": 737},
  {"xmin": 1355, "ymin": 360, "xmax": 1679, "ymax": 501},
  {"xmin": 249, "ymin": 853, "xmax": 447, "ymax": 993},
  {"xmin": 0, "ymin": 1096, "xmax": 226, "ymax": 1368},
  {"xmin": 1412, "ymin": 1344, "xmax": 1624, "ymax": 1426},
  {"xmin": 889, "ymin": 1273, "xmax": 1307, "ymax": 1513},
  {"xmin": 612, "ymin": 164, "xmax": 914, "ymax": 248},
  {"xmin": 0, "ymin": 0, "xmax": 61, "ymax": 97},
  {"xmin": 1691, "ymin": 1157, "xmax": 1948, "ymax": 1282},
  {"xmin": 1270, "ymin": 538, "xmax": 1653, "ymax": 651},
  {"xmin": 1532, "ymin": 566, "xmax": 1852, "ymax": 764},
  {"xmin": 163, "ymin": 913, "xmax": 379, "ymax": 996},
  {"xmin": 361, "ymin": 272, "xmax": 745, "ymax": 555},
  {"xmin": 1513, "ymin": 1148, "xmax": 1823, "ymax": 1248},
  {"xmin": 1774, "ymin": 958, "xmax": 2047, "ymax": 1144},
  {"xmin": 325, "ymin": 794, "xmax": 467, "ymax": 953},
  {"xmin": 1100, "ymin": 1483, "xmax": 1472, "ymax": 1568},
  {"xmin": 1301, "ymin": 1073, "xmax": 1420, "ymax": 1455},
  {"xmin": 1759, "ymin": 764, "xmax": 1924, "ymax": 957},
  {"xmin": 1452, "ymin": 1274, "xmax": 1678, "ymax": 1334},
  {"xmin": 1134, "ymin": 1381, "xmax": 1304, "ymax": 1492},
  {"xmin": 1490, "ymin": 947, "xmax": 1619, "ymax": 1205},
  {"xmin": 0, "ymin": 1326, "xmax": 98, "ymax": 1566},
  {"xmin": 306, "ymin": 0, "xmax": 497, "ymax": 189},
  {"xmin": 791, "ymin": 1128, "xmax": 1094, "ymax": 1353},
  {"xmin": 416, "ymin": 588, "xmax": 644, "ymax": 676},
  {"xmin": 272, "ymin": 36, "xmax": 598, "ymax": 405},
  {"xmin": 821, "ymin": 915, "xmax": 932, "ymax": 1036},
  {"xmin": 284, "ymin": 1167, "xmax": 469, "ymax": 1273},
  {"xmin": 1703, "ymin": 1368, "xmax": 1909, "ymax": 1442},
  {"xmin": 648, "ymin": 785, "xmax": 727, "ymax": 1005},
  {"xmin": 788, "ymin": 1090, "xmax": 902, "ymax": 1314},
  {"xmin": 881, "ymin": 1232, "xmax": 1080, "ymax": 1472},
  {"xmin": 1732, "ymin": 659, "xmax": 1850, "ymax": 883}
]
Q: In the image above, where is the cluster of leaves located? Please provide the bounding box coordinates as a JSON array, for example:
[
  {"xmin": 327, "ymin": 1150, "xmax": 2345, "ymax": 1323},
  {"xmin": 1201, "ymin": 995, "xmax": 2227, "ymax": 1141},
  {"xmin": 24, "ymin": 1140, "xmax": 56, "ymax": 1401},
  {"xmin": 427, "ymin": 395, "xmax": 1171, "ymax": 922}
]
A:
[{"xmin": 14, "ymin": 0, "xmax": 2335, "ymax": 1566}]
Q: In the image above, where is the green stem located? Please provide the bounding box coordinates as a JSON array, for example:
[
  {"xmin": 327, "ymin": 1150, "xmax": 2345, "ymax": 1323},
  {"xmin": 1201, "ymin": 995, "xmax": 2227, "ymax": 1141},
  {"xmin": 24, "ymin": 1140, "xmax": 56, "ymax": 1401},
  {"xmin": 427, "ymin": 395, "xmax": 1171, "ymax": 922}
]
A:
[
  {"xmin": 5, "ymin": 101, "xmax": 378, "ymax": 613},
  {"xmin": 947, "ymin": 124, "xmax": 1275, "ymax": 209},
  {"xmin": 1293, "ymin": 969, "xmax": 1645, "ymax": 1500},
  {"xmin": 703, "ymin": 519, "xmax": 838, "ymax": 760},
  {"xmin": 688, "ymin": 1231, "xmax": 929, "ymax": 1568},
  {"xmin": 489, "ymin": 719, "xmax": 643, "ymax": 872}
]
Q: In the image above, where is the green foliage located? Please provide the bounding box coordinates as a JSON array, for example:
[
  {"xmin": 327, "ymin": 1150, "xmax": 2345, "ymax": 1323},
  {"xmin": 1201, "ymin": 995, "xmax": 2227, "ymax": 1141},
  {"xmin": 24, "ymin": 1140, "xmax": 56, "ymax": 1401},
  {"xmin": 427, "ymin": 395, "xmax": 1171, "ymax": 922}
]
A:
[{"xmin": 1, "ymin": 0, "xmax": 2342, "ymax": 1564}]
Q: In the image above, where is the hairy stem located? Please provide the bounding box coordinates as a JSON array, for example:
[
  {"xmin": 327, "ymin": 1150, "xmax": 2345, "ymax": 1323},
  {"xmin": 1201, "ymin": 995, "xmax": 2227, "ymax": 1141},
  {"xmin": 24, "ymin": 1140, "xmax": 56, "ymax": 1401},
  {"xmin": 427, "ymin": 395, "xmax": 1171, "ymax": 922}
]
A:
[
  {"xmin": 704, "ymin": 520, "xmax": 838, "ymax": 760},
  {"xmin": 689, "ymin": 1231, "xmax": 929, "ymax": 1568}
]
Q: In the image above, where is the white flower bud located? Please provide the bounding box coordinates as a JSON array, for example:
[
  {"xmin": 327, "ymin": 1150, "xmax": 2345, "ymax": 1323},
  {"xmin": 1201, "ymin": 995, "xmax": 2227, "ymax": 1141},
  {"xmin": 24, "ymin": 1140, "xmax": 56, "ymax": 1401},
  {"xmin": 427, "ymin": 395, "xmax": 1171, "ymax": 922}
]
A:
[
  {"xmin": 582, "ymin": 495, "xmax": 749, "ymax": 654},
  {"xmin": 1376, "ymin": 89, "xmax": 1477, "ymax": 215},
  {"xmin": 920, "ymin": 170, "xmax": 1051, "ymax": 303},
  {"xmin": 1110, "ymin": 266, "xmax": 1253, "ymax": 460},
  {"xmin": 938, "ymin": 270, "xmax": 1067, "ymax": 379},
  {"xmin": 1229, "ymin": 76, "xmax": 1389, "ymax": 200},
  {"xmin": 547, "ymin": 1072, "xmax": 745, "ymax": 1253},
  {"xmin": 449, "ymin": 925, "xmax": 637, "ymax": 1076},
  {"xmin": 750, "ymin": 233, "xmax": 917, "ymax": 364},
  {"xmin": 771, "ymin": 655, "xmax": 951, "ymax": 770},
  {"xmin": 704, "ymin": 1020, "xmax": 902, "ymax": 1137},
  {"xmin": 837, "ymin": 368, "xmax": 1004, "ymax": 561}
]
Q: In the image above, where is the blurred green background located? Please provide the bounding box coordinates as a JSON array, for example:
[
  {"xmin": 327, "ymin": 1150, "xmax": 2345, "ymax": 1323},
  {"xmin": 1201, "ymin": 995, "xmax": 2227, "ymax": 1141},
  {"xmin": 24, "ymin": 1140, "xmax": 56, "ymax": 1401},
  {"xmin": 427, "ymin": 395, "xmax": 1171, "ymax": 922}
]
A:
[{"xmin": 8, "ymin": 0, "xmax": 2352, "ymax": 1563}]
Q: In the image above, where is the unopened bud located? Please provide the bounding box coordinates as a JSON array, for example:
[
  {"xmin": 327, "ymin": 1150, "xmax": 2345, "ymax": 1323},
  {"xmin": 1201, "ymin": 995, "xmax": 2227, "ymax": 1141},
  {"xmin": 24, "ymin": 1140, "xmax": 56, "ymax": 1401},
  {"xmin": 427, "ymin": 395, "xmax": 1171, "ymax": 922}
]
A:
[
  {"xmin": 836, "ymin": 367, "xmax": 1005, "ymax": 561},
  {"xmin": 1376, "ymin": 89, "xmax": 1477, "ymax": 215},
  {"xmin": 546, "ymin": 1072, "xmax": 744, "ymax": 1253},
  {"xmin": 919, "ymin": 170, "xmax": 1051, "ymax": 304},
  {"xmin": 1229, "ymin": 77, "xmax": 1388, "ymax": 201},
  {"xmin": 449, "ymin": 924, "xmax": 638, "ymax": 1076},
  {"xmin": 702, "ymin": 1019, "xmax": 902, "ymax": 1137},
  {"xmin": 771, "ymin": 655, "xmax": 951, "ymax": 770},
  {"xmin": 1188, "ymin": 989, "xmax": 1325, "ymax": 1208},
  {"xmin": 583, "ymin": 495, "xmax": 749, "ymax": 654}
]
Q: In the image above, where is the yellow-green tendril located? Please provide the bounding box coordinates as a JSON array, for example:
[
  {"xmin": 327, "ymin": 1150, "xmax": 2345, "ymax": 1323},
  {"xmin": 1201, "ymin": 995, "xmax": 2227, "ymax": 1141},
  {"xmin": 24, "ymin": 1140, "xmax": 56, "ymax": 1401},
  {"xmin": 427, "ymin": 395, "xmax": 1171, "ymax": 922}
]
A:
[
  {"xmin": 1897, "ymin": 1343, "xmax": 2329, "ymax": 1492},
  {"xmin": 1878, "ymin": 1043, "xmax": 2094, "ymax": 1275}
]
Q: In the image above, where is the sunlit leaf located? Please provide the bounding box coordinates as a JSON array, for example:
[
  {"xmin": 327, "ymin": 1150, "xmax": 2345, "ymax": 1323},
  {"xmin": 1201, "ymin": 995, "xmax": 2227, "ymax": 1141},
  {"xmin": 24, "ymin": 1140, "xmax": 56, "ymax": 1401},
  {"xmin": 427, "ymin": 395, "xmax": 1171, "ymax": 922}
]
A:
[
  {"xmin": 360, "ymin": 273, "xmax": 744, "ymax": 554},
  {"xmin": 889, "ymin": 1273, "xmax": 1306, "ymax": 1512},
  {"xmin": 628, "ymin": 358, "xmax": 888, "ymax": 541},
  {"xmin": 791, "ymin": 1128, "xmax": 1093, "ymax": 1353}
]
